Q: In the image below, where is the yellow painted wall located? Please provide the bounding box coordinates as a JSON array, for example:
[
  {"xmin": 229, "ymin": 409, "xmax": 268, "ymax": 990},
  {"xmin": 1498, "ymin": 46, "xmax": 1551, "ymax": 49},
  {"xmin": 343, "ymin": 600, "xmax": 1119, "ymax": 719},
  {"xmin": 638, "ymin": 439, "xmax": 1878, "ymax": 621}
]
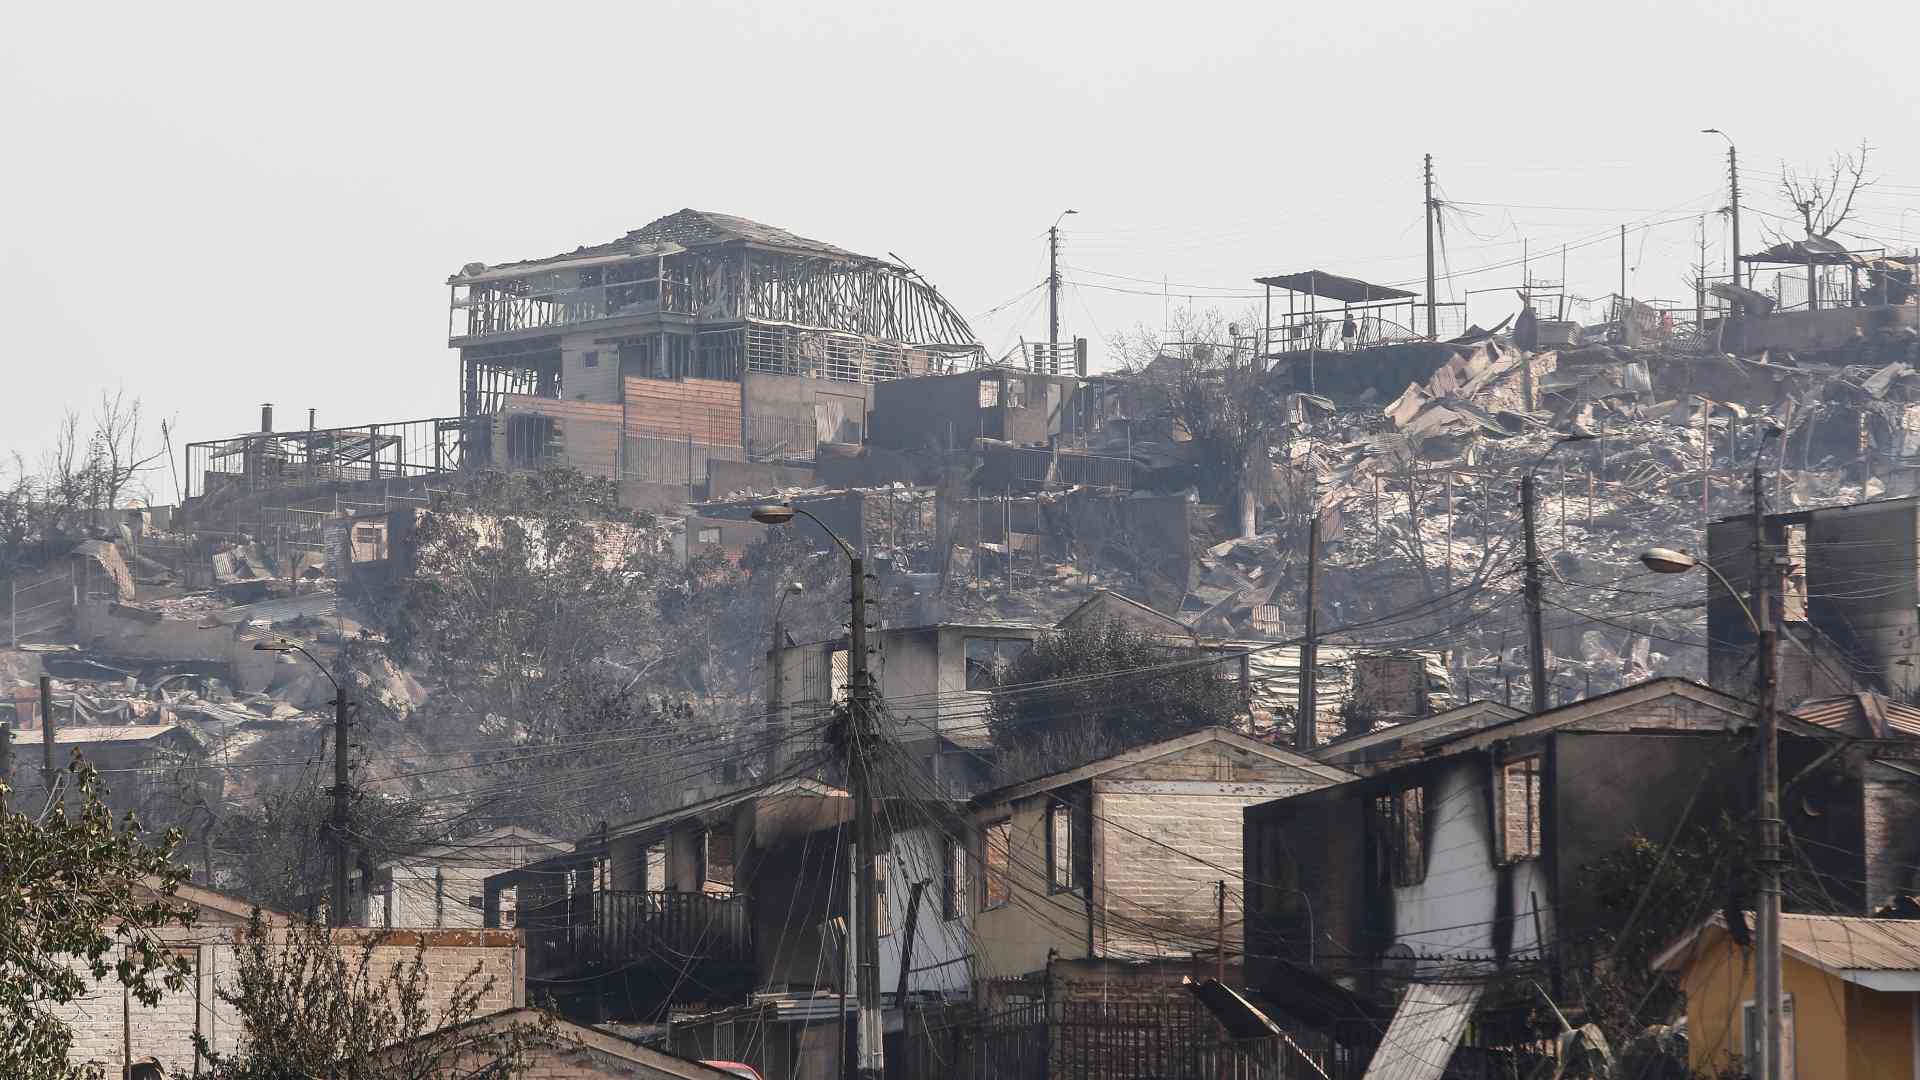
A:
[
  {"xmin": 1679, "ymin": 929, "xmax": 1917, "ymax": 1080},
  {"xmin": 972, "ymin": 793, "xmax": 1091, "ymax": 980},
  {"xmin": 1844, "ymin": 983, "xmax": 1916, "ymax": 1080}
]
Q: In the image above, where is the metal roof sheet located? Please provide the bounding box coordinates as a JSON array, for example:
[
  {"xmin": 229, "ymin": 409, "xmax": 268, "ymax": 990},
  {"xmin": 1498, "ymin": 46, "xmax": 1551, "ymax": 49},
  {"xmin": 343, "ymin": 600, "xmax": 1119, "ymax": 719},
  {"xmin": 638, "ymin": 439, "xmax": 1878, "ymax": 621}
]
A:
[
  {"xmin": 1362, "ymin": 980, "xmax": 1484, "ymax": 1080},
  {"xmin": 1779, "ymin": 913, "xmax": 1920, "ymax": 972},
  {"xmin": 1792, "ymin": 693, "xmax": 1920, "ymax": 738},
  {"xmin": 9, "ymin": 724, "xmax": 184, "ymax": 746},
  {"xmin": 1253, "ymin": 270, "xmax": 1419, "ymax": 303}
]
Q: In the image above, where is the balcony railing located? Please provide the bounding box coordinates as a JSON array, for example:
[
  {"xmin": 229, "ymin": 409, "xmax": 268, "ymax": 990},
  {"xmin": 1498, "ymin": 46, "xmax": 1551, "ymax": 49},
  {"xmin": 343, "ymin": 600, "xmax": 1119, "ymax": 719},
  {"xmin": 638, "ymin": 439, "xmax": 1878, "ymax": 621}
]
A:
[{"xmin": 520, "ymin": 889, "xmax": 753, "ymax": 983}]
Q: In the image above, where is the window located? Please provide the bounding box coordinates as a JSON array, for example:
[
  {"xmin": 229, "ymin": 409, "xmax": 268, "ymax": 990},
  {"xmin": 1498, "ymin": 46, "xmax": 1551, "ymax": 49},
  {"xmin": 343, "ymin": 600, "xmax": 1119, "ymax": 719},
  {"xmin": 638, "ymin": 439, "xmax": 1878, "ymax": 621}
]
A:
[
  {"xmin": 978, "ymin": 377, "xmax": 1001, "ymax": 408},
  {"xmin": 1375, "ymin": 785, "xmax": 1427, "ymax": 886},
  {"xmin": 942, "ymin": 835, "xmax": 964, "ymax": 921},
  {"xmin": 830, "ymin": 647, "xmax": 850, "ymax": 704},
  {"xmin": 964, "ymin": 636, "xmax": 1031, "ymax": 690},
  {"xmin": 1005, "ymin": 377, "xmax": 1027, "ymax": 410},
  {"xmin": 1499, "ymin": 757, "xmax": 1542, "ymax": 863},
  {"xmin": 1742, "ymin": 994, "xmax": 1796, "ymax": 1079},
  {"xmin": 581, "ymin": 350, "xmax": 600, "ymax": 368},
  {"xmin": 697, "ymin": 526, "xmax": 722, "ymax": 545},
  {"xmin": 668, "ymin": 334, "xmax": 693, "ymax": 379},
  {"xmin": 1046, "ymin": 799, "xmax": 1089, "ymax": 894},
  {"xmin": 707, "ymin": 828, "xmax": 735, "ymax": 887},
  {"xmin": 982, "ymin": 820, "xmax": 1012, "ymax": 910}
]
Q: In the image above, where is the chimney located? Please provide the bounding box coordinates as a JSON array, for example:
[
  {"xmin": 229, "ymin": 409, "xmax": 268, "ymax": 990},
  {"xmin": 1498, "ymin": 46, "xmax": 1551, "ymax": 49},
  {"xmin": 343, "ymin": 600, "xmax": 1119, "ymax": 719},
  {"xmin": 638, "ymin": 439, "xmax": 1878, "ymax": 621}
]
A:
[
  {"xmin": 308, "ymin": 407, "xmax": 317, "ymax": 431},
  {"xmin": 260, "ymin": 403, "xmax": 274, "ymax": 433}
]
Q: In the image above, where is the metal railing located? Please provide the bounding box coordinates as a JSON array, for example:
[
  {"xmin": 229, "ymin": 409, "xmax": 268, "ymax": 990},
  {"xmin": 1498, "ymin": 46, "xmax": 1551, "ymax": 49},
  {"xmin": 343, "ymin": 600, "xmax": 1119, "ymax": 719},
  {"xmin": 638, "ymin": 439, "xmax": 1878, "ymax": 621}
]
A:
[
  {"xmin": 519, "ymin": 889, "xmax": 752, "ymax": 981},
  {"xmin": 452, "ymin": 280, "xmax": 695, "ymax": 339},
  {"xmin": 184, "ymin": 416, "xmax": 477, "ymax": 501}
]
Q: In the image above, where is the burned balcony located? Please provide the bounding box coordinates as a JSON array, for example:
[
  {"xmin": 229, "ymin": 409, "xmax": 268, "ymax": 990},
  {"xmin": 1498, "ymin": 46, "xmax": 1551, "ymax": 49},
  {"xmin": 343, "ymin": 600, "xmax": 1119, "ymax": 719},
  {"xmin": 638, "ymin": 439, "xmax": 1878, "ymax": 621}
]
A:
[{"xmin": 515, "ymin": 886, "xmax": 755, "ymax": 1012}]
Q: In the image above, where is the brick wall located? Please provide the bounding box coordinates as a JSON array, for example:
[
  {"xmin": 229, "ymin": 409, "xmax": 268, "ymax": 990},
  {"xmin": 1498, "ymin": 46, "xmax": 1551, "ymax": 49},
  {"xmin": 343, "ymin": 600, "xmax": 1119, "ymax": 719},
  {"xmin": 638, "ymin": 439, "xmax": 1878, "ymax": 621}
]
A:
[
  {"xmin": 50, "ymin": 926, "xmax": 522, "ymax": 1076},
  {"xmin": 1863, "ymin": 774, "xmax": 1920, "ymax": 908}
]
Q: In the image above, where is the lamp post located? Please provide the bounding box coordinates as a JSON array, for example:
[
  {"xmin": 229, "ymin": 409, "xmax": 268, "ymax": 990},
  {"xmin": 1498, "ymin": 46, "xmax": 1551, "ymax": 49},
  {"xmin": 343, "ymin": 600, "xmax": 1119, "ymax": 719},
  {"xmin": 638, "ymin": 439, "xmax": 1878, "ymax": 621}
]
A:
[
  {"xmin": 254, "ymin": 639, "xmax": 350, "ymax": 926},
  {"xmin": 749, "ymin": 503, "xmax": 882, "ymax": 1080},
  {"xmin": 1048, "ymin": 209, "xmax": 1079, "ymax": 370},
  {"xmin": 1640, "ymin": 423, "xmax": 1782, "ymax": 1080},
  {"xmin": 1521, "ymin": 433, "xmax": 1600, "ymax": 713}
]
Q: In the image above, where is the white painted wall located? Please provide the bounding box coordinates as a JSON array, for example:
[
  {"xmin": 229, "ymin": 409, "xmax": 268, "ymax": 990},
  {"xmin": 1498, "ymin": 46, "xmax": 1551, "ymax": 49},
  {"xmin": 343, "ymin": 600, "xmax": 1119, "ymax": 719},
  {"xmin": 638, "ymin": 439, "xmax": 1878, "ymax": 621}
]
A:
[{"xmin": 1390, "ymin": 763, "xmax": 1552, "ymax": 976}]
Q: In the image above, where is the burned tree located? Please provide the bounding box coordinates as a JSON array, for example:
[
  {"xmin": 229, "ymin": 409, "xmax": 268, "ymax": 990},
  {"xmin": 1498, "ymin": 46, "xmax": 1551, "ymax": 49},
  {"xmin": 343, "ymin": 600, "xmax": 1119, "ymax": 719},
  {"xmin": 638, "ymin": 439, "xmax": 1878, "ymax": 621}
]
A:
[{"xmin": 1110, "ymin": 306, "xmax": 1280, "ymax": 537}]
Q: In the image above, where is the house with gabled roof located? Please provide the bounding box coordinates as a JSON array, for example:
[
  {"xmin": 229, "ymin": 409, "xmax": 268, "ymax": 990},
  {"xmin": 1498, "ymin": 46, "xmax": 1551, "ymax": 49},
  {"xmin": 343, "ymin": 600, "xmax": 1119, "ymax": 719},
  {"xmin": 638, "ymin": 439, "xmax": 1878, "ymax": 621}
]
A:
[
  {"xmin": 967, "ymin": 725, "xmax": 1353, "ymax": 983},
  {"xmin": 1244, "ymin": 676, "xmax": 1920, "ymax": 1002}
]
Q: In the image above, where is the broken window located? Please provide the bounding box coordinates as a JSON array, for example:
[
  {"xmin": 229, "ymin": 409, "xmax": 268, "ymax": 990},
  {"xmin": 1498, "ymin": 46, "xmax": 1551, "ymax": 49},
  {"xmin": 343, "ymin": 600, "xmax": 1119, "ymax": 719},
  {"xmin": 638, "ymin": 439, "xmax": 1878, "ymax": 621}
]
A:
[
  {"xmin": 1046, "ymin": 798, "xmax": 1089, "ymax": 894},
  {"xmin": 1499, "ymin": 757, "xmax": 1542, "ymax": 863},
  {"xmin": 1375, "ymin": 785, "xmax": 1427, "ymax": 887},
  {"xmin": 830, "ymin": 647, "xmax": 850, "ymax": 704},
  {"xmin": 1005, "ymin": 377, "xmax": 1028, "ymax": 410},
  {"xmin": 964, "ymin": 637, "xmax": 1030, "ymax": 690},
  {"xmin": 982, "ymin": 820, "xmax": 1012, "ymax": 910},
  {"xmin": 707, "ymin": 828, "xmax": 735, "ymax": 888},
  {"xmin": 978, "ymin": 376, "xmax": 1001, "ymax": 409},
  {"xmin": 942, "ymin": 835, "xmax": 964, "ymax": 920}
]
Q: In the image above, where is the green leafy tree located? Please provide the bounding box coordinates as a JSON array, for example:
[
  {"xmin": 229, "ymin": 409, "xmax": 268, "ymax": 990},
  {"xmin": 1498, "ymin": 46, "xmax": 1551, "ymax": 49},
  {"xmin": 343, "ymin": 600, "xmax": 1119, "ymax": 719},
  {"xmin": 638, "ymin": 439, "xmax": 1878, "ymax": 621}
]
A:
[
  {"xmin": 985, "ymin": 618, "xmax": 1241, "ymax": 780},
  {"xmin": 193, "ymin": 913, "xmax": 552, "ymax": 1079},
  {"xmin": 0, "ymin": 760, "xmax": 196, "ymax": 1080}
]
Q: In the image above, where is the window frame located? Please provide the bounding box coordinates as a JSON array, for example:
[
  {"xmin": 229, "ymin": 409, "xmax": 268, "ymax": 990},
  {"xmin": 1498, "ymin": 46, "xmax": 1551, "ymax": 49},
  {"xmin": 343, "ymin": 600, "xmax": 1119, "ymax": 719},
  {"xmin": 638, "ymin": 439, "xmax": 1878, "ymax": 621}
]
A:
[
  {"xmin": 1044, "ymin": 797, "xmax": 1090, "ymax": 896},
  {"xmin": 981, "ymin": 819, "xmax": 1012, "ymax": 911},
  {"xmin": 964, "ymin": 636, "xmax": 1032, "ymax": 691},
  {"xmin": 1497, "ymin": 756, "xmax": 1543, "ymax": 864},
  {"xmin": 941, "ymin": 834, "xmax": 964, "ymax": 921},
  {"xmin": 1374, "ymin": 784, "xmax": 1428, "ymax": 887},
  {"xmin": 1741, "ymin": 993, "xmax": 1796, "ymax": 1079}
]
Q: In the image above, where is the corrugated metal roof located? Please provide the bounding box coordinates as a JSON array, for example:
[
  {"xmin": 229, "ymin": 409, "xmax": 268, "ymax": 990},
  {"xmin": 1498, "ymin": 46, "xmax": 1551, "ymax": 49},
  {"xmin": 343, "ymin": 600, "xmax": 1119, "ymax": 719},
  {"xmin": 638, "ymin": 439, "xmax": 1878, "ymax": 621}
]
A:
[
  {"xmin": 1779, "ymin": 914, "xmax": 1920, "ymax": 972},
  {"xmin": 1792, "ymin": 693, "xmax": 1920, "ymax": 738},
  {"xmin": 1362, "ymin": 980, "xmax": 1485, "ymax": 1080},
  {"xmin": 10, "ymin": 724, "xmax": 184, "ymax": 746}
]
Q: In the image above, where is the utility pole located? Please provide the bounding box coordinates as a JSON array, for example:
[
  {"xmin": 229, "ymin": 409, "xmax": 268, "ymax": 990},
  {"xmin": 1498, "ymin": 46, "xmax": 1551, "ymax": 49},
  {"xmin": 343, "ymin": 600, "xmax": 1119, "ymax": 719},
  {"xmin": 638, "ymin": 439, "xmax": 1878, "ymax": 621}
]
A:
[
  {"xmin": 1424, "ymin": 154, "xmax": 1438, "ymax": 340},
  {"xmin": 1751, "ymin": 448, "xmax": 1783, "ymax": 1080},
  {"xmin": 1296, "ymin": 514, "xmax": 1320, "ymax": 750},
  {"xmin": 847, "ymin": 555, "xmax": 884, "ymax": 1080},
  {"xmin": 331, "ymin": 679, "xmax": 351, "ymax": 925},
  {"xmin": 1047, "ymin": 210, "xmax": 1076, "ymax": 372},
  {"xmin": 39, "ymin": 676, "xmax": 56, "ymax": 802},
  {"xmin": 1797, "ymin": 197, "xmax": 1819, "ymax": 311},
  {"xmin": 1215, "ymin": 880, "xmax": 1228, "ymax": 983},
  {"xmin": 1619, "ymin": 224, "xmax": 1629, "ymax": 319},
  {"xmin": 1728, "ymin": 144, "xmax": 1743, "ymax": 292},
  {"xmin": 1522, "ymin": 475, "xmax": 1550, "ymax": 714},
  {"xmin": 1697, "ymin": 216, "xmax": 1708, "ymax": 329},
  {"xmin": 1047, "ymin": 225, "xmax": 1061, "ymax": 360}
]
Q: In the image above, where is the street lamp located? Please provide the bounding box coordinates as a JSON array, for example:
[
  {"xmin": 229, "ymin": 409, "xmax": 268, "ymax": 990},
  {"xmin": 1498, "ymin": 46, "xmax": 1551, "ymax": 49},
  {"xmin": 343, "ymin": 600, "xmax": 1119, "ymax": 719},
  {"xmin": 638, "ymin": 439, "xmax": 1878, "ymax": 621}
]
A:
[
  {"xmin": 749, "ymin": 503, "xmax": 884, "ymax": 1080},
  {"xmin": 255, "ymin": 639, "xmax": 352, "ymax": 926},
  {"xmin": 1702, "ymin": 129, "xmax": 1743, "ymax": 293},
  {"xmin": 1520, "ymin": 432, "xmax": 1602, "ymax": 714},
  {"xmin": 1049, "ymin": 209, "xmax": 1079, "ymax": 362},
  {"xmin": 1639, "ymin": 419, "xmax": 1783, "ymax": 1080}
]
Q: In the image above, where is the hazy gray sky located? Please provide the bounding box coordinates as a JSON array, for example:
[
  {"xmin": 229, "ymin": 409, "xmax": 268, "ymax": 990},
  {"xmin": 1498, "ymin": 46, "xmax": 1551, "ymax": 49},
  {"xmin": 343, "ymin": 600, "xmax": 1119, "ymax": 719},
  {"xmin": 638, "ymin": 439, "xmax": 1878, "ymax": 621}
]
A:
[{"xmin": 5, "ymin": 0, "xmax": 1917, "ymax": 490}]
